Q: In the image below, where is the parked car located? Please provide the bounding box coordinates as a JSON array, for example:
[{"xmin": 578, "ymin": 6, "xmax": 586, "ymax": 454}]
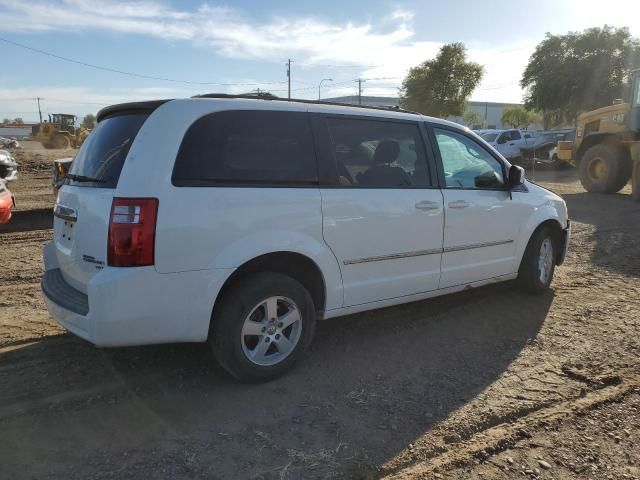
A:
[
  {"xmin": 480, "ymin": 129, "xmax": 534, "ymax": 160},
  {"xmin": 0, "ymin": 149, "xmax": 18, "ymax": 183},
  {"xmin": 41, "ymin": 96, "xmax": 570, "ymax": 382},
  {"xmin": 522, "ymin": 130, "xmax": 575, "ymax": 170},
  {"xmin": 0, "ymin": 181, "xmax": 14, "ymax": 224}
]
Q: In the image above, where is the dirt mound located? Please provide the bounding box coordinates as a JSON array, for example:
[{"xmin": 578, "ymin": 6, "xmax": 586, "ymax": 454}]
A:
[{"xmin": 11, "ymin": 141, "xmax": 77, "ymax": 173}]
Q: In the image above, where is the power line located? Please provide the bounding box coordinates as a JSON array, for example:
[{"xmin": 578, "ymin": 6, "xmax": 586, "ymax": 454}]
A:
[
  {"xmin": 295, "ymin": 63, "xmax": 379, "ymax": 68},
  {"xmin": 0, "ymin": 36, "xmax": 287, "ymax": 87}
]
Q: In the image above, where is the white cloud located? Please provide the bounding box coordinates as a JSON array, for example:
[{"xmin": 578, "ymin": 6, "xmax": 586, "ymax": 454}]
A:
[
  {"xmin": 391, "ymin": 9, "xmax": 414, "ymax": 22},
  {"xmin": 0, "ymin": 0, "xmax": 537, "ymax": 109}
]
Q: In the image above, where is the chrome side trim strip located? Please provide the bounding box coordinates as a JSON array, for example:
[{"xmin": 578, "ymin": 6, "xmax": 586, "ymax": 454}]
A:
[
  {"xmin": 343, "ymin": 248, "xmax": 442, "ymax": 265},
  {"xmin": 343, "ymin": 240, "xmax": 514, "ymax": 266},
  {"xmin": 443, "ymin": 239, "xmax": 514, "ymax": 253}
]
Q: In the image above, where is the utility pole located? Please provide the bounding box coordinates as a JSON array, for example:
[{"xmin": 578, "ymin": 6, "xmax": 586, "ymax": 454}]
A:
[
  {"xmin": 286, "ymin": 59, "xmax": 291, "ymax": 100},
  {"xmin": 357, "ymin": 79, "xmax": 364, "ymax": 105},
  {"xmin": 37, "ymin": 97, "xmax": 42, "ymax": 123},
  {"xmin": 318, "ymin": 78, "xmax": 333, "ymax": 101}
]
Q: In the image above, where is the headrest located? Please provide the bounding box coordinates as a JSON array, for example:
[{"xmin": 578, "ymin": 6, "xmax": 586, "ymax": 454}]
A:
[{"xmin": 373, "ymin": 140, "xmax": 400, "ymax": 164}]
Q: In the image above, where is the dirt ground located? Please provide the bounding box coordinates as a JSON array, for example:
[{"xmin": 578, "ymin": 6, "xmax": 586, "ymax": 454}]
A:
[{"xmin": 1, "ymin": 143, "xmax": 639, "ymax": 480}]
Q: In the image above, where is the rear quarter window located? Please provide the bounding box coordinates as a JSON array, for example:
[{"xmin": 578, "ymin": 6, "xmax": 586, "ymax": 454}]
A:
[
  {"xmin": 68, "ymin": 113, "xmax": 149, "ymax": 188},
  {"xmin": 172, "ymin": 110, "xmax": 318, "ymax": 186}
]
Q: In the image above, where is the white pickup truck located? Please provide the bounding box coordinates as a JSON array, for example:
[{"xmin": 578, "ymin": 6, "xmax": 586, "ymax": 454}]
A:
[{"xmin": 479, "ymin": 129, "xmax": 534, "ymax": 160}]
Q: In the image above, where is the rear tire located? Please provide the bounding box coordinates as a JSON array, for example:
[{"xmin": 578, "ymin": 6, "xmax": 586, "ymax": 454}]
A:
[
  {"xmin": 210, "ymin": 272, "xmax": 316, "ymax": 383},
  {"xmin": 517, "ymin": 226, "xmax": 556, "ymax": 294},
  {"xmin": 52, "ymin": 134, "xmax": 71, "ymax": 149},
  {"xmin": 579, "ymin": 144, "xmax": 631, "ymax": 193}
]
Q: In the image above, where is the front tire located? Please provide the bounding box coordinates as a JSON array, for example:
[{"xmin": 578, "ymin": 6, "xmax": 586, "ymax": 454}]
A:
[
  {"xmin": 52, "ymin": 134, "xmax": 71, "ymax": 149},
  {"xmin": 517, "ymin": 226, "xmax": 556, "ymax": 293},
  {"xmin": 579, "ymin": 144, "xmax": 631, "ymax": 193},
  {"xmin": 210, "ymin": 272, "xmax": 316, "ymax": 383}
]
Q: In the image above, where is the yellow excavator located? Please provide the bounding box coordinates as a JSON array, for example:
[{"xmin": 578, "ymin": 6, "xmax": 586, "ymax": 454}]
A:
[
  {"xmin": 557, "ymin": 68, "xmax": 640, "ymax": 201},
  {"xmin": 32, "ymin": 113, "xmax": 90, "ymax": 149}
]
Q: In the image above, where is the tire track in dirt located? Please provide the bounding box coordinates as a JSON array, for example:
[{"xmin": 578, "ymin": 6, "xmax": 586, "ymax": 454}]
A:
[{"xmin": 384, "ymin": 372, "xmax": 640, "ymax": 479}]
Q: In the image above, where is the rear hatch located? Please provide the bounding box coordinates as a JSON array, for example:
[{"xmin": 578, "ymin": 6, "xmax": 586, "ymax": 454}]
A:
[{"xmin": 54, "ymin": 111, "xmax": 150, "ymax": 294}]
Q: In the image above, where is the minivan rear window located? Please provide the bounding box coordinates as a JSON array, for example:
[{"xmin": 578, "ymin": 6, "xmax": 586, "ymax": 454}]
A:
[
  {"xmin": 67, "ymin": 113, "xmax": 149, "ymax": 188},
  {"xmin": 172, "ymin": 110, "xmax": 318, "ymax": 186}
]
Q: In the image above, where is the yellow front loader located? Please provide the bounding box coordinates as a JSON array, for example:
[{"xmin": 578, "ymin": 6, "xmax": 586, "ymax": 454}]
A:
[{"xmin": 557, "ymin": 69, "xmax": 640, "ymax": 201}]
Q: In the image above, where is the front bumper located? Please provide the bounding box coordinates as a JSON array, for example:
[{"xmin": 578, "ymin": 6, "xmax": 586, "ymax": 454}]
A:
[
  {"xmin": 41, "ymin": 241, "xmax": 234, "ymax": 347},
  {"xmin": 556, "ymin": 219, "xmax": 571, "ymax": 266}
]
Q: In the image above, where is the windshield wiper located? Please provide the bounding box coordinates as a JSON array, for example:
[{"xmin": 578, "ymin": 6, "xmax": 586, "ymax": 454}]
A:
[{"xmin": 66, "ymin": 174, "xmax": 107, "ymax": 183}]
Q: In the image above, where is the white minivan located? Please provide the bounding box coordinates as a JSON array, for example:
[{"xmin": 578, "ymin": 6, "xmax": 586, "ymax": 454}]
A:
[{"xmin": 42, "ymin": 95, "xmax": 570, "ymax": 382}]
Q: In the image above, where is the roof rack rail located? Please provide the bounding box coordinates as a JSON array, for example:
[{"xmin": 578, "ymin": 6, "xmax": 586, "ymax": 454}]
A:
[
  {"xmin": 191, "ymin": 93, "xmax": 420, "ymax": 115},
  {"xmin": 192, "ymin": 92, "xmax": 279, "ymax": 100}
]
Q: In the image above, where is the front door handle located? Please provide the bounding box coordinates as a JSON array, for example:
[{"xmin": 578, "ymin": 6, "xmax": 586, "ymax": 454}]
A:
[
  {"xmin": 448, "ymin": 200, "xmax": 471, "ymax": 209},
  {"xmin": 415, "ymin": 200, "xmax": 441, "ymax": 211}
]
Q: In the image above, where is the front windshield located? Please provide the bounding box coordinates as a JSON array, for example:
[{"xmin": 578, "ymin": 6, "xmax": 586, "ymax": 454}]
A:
[{"xmin": 480, "ymin": 132, "xmax": 498, "ymax": 142}]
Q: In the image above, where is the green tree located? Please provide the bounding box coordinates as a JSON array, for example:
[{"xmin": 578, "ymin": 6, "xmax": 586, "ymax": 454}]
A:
[
  {"xmin": 462, "ymin": 108, "xmax": 486, "ymax": 128},
  {"xmin": 501, "ymin": 106, "xmax": 536, "ymax": 129},
  {"xmin": 2, "ymin": 118, "xmax": 10, "ymax": 124},
  {"xmin": 81, "ymin": 114, "xmax": 96, "ymax": 129},
  {"xmin": 13, "ymin": 118, "xmax": 24, "ymax": 124},
  {"xmin": 522, "ymin": 26, "xmax": 640, "ymax": 125},
  {"xmin": 400, "ymin": 43, "xmax": 484, "ymax": 118}
]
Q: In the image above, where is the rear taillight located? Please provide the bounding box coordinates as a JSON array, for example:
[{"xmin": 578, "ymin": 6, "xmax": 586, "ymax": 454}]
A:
[{"xmin": 108, "ymin": 198, "xmax": 158, "ymax": 267}]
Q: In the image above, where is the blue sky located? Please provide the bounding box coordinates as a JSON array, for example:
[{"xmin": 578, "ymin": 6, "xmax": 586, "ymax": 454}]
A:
[{"xmin": 0, "ymin": 0, "xmax": 638, "ymax": 121}]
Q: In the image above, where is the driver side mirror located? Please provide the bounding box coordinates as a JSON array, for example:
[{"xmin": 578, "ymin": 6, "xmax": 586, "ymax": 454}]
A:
[{"xmin": 508, "ymin": 165, "xmax": 525, "ymax": 188}]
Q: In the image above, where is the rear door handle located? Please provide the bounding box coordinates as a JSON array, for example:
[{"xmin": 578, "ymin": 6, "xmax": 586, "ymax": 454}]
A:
[
  {"xmin": 448, "ymin": 200, "xmax": 471, "ymax": 209},
  {"xmin": 415, "ymin": 200, "xmax": 441, "ymax": 211},
  {"xmin": 53, "ymin": 203, "xmax": 77, "ymax": 222}
]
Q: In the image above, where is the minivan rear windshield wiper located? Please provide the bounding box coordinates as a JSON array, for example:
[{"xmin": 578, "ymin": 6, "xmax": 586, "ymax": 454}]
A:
[{"xmin": 66, "ymin": 174, "xmax": 108, "ymax": 183}]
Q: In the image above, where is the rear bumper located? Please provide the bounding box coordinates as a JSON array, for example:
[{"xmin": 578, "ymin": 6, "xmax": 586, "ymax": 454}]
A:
[
  {"xmin": 41, "ymin": 241, "xmax": 234, "ymax": 347},
  {"xmin": 556, "ymin": 219, "xmax": 571, "ymax": 266}
]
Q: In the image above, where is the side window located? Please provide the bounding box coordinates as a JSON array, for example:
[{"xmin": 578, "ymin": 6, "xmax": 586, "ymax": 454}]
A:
[
  {"xmin": 172, "ymin": 110, "xmax": 318, "ymax": 186},
  {"xmin": 510, "ymin": 130, "xmax": 522, "ymax": 140},
  {"xmin": 434, "ymin": 128, "xmax": 505, "ymax": 189},
  {"xmin": 497, "ymin": 132, "xmax": 509, "ymax": 144},
  {"xmin": 325, "ymin": 117, "xmax": 430, "ymax": 187}
]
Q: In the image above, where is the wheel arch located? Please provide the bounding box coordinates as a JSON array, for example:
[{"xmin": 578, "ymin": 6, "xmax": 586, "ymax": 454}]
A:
[
  {"xmin": 576, "ymin": 133, "xmax": 625, "ymax": 163},
  {"xmin": 212, "ymin": 251, "xmax": 328, "ymax": 322},
  {"xmin": 531, "ymin": 219, "xmax": 565, "ymax": 264},
  {"xmin": 516, "ymin": 215, "xmax": 566, "ymax": 271}
]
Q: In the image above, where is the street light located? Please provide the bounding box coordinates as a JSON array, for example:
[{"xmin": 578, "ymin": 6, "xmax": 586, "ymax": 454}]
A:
[{"xmin": 318, "ymin": 78, "xmax": 333, "ymax": 100}]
